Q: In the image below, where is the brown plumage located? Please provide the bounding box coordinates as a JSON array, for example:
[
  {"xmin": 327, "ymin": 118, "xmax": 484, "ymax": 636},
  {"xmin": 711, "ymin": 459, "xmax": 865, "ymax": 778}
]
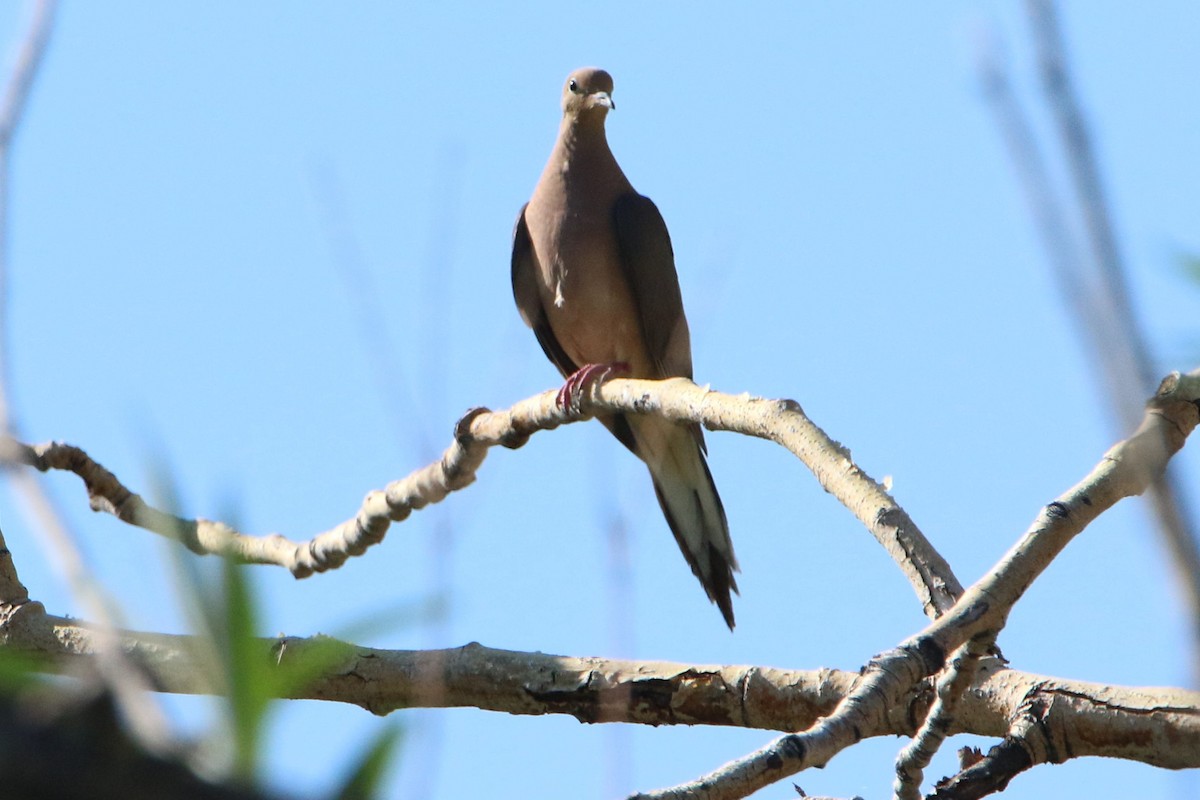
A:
[{"xmin": 511, "ymin": 67, "xmax": 739, "ymax": 628}]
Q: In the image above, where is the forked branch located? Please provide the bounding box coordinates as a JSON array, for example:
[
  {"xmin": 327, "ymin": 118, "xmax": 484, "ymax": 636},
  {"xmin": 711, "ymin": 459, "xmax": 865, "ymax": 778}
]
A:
[{"xmin": 633, "ymin": 369, "xmax": 1200, "ymax": 799}]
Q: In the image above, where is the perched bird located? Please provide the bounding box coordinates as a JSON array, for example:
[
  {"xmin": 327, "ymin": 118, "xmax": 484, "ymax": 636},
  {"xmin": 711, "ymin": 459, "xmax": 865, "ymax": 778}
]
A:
[{"xmin": 511, "ymin": 67, "xmax": 740, "ymax": 628}]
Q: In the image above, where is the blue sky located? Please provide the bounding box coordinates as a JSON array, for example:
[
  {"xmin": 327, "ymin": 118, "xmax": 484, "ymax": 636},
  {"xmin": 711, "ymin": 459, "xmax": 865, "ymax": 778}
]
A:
[{"xmin": 1, "ymin": 2, "xmax": 1198, "ymax": 798}]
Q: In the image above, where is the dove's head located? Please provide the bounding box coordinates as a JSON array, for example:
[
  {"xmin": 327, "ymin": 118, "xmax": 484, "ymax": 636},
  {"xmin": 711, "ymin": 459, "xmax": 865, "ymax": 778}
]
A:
[{"xmin": 561, "ymin": 67, "xmax": 615, "ymax": 120}]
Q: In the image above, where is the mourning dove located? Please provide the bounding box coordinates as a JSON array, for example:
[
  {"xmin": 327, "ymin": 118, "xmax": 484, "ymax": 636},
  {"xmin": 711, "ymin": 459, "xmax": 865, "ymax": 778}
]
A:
[{"xmin": 511, "ymin": 67, "xmax": 740, "ymax": 628}]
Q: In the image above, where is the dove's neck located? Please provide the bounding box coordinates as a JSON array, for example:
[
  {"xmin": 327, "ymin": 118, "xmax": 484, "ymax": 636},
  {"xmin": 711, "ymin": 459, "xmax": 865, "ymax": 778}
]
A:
[
  {"xmin": 549, "ymin": 116, "xmax": 630, "ymax": 198},
  {"xmin": 557, "ymin": 114, "xmax": 610, "ymax": 157}
]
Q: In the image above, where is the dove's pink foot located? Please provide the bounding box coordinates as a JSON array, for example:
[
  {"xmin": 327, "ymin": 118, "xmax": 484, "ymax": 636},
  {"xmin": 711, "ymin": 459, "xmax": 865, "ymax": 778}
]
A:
[{"xmin": 556, "ymin": 362, "xmax": 630, "ymax": 412}]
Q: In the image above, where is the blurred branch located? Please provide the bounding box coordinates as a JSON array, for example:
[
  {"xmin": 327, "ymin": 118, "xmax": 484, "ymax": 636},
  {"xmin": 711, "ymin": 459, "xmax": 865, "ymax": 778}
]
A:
[
  {"xmin": 0, "ymin": 0, "xmax": 57, "ymax": 149},
  {"xmin": 974, "ymin": 26, "xmax": 1103, "ymax": 367},
  {"xmin": 631, "ymin": 369, "xmax": 1200, "ymax": 800},
  {"xmin": 0, "ymin": 0, "xmax": 177, "ymax": 758},
  {"xmin": 0, "ymin": 0, "xmax": 57, "ymax": 433},
  {"xmin": 6, "ymin": 468, "xmax": 174, "ymax": 750},
  {"xmin": 0, "ymin": 607, "xmax": 1196, "ymax": 772},
  {"xmin": 1025, "ymin": 5, "xmax": 1200, "ymax": 637},
  {"xmin": 0, "ymin": 377, "xmax": 963, "ymax": 621},
  {"xmin": 976, "ymin": 0, "xmax": 1200, "ymax": 682},
  {"xmin": 1025, "ymin": 0, "xmax": 1150, "ymax": 401}
]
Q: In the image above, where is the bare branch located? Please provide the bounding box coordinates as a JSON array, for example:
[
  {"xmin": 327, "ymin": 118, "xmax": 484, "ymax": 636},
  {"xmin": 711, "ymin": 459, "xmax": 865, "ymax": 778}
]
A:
[
  {"xmin": 0, "ymin": 378, "xmax": 963, "ymax": 619},
  {"xmin": 893, "ymin": 635, "xmax": 995, "ymax": 800},
  {"xmin": 1, "ymin": 604, "xmax": 1196, "ymax": 774},
  {"xmin": 632, "ymin": 369, "xmax": 1200, "ymax": 799}
]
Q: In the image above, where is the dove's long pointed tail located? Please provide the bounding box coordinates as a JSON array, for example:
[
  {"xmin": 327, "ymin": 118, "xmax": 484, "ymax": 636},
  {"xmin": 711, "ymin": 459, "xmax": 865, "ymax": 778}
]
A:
[{"xmin": 637, "ymin": 420, "xmax": 739, "ymax": 628}]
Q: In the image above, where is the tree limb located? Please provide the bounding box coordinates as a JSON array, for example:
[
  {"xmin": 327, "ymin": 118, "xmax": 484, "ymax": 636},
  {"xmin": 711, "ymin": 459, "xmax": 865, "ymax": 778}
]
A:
[
  {"xmin": 0, "ymin": 604, "xmax": 1196, "ymax": 774},
  {"xmin": 1, "ymin": 369, "xmax": 1198, "ymax": 799},
  {"xmin": 0, "ymin": 377, "xmax": 963, "ymax": 620},
  {"xmin": 632, "ymin": 369, "xmax": 1200, "ymax": 799}
]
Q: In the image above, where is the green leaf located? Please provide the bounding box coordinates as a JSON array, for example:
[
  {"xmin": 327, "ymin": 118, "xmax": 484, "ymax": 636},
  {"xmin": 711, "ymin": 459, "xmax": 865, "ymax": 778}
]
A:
[
  {"xmin": 330, "ymin": 724, "xmax": 404, "ymax": 800},
  {"xmin": 136, "ymin": 440, "xmax": 420, "ymax": 792},
  {"xmin": 0, "ymin": 648, "xmax": 48, "ymax": 693},
  {"xmin": 222, "ymin": 554, "xmax": 271, "ymax": 782}
]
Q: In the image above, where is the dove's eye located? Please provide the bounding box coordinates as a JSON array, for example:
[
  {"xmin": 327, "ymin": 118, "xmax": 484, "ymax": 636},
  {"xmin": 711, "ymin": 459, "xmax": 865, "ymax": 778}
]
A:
[{"xmin": 568, "ymin": 79, "xmax": 579, "ymax": 93}]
